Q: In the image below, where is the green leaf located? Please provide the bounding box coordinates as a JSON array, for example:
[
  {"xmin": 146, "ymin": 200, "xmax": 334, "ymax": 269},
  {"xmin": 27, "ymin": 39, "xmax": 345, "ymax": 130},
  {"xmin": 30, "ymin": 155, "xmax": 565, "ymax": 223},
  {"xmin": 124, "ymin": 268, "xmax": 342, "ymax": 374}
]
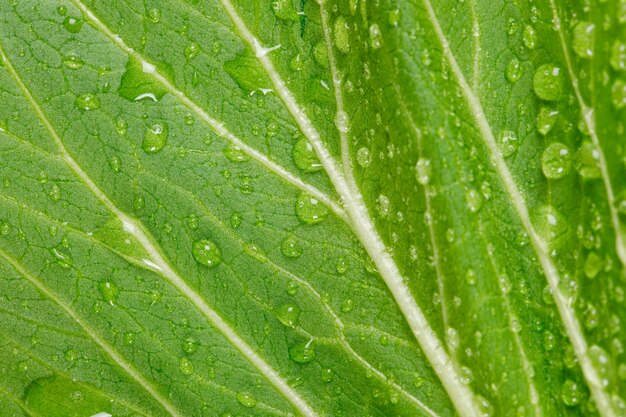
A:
[{"xmin": 0, "ymin": 0, "xmax": 624, "ymax": 416}]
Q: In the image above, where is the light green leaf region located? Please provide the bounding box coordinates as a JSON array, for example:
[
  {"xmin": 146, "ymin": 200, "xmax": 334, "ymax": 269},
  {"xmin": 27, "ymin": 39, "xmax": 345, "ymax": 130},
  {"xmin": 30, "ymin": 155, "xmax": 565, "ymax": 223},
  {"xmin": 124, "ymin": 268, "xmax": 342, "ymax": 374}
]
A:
[{"xmin": 0, "ymin": 0, "xmax": 625, "ymax": 416}]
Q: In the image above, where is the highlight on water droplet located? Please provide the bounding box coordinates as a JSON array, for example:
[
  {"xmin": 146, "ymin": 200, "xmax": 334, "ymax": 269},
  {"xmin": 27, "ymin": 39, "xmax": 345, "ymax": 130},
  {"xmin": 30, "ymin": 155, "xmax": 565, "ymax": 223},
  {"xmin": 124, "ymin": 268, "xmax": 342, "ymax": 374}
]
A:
[
  {"xmin": 75, "ymin": 94, "xmax": 100, "ymax": 111},
  {"xmin": 292, "ymin": 138, "xmax": 322, "ymax": 172},
  {"xmin": 289, "ymin": 340, "xmax": 316, "ymax": 363},
  {"xmin": 192, "ymin": 239, "xmax": 222, "ymax": 267},
  {"xmin": 541, "ymin": 142, "xmax": 571, "ymax": 179},
  {"xmin": 533, "ymin": 64, "xmax": 563, "ymax": 101},
  {"xmin": 142, "ymin": 123, "xmax": 168, "ymax": 154},
  {"xmin": 275, "ymin": 303, "xmax": 301, "ymax": 327},
  {"xmin": 295, "ymin": 193, "xmax": 329, "ymax": 224}
]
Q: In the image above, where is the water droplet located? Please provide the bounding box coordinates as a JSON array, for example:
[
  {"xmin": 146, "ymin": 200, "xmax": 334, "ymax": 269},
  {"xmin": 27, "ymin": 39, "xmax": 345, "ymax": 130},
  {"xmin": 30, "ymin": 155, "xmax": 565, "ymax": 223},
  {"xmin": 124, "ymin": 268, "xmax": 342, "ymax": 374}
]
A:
[
  {"xmin": 230, "ymin": 212, "xmax": 242, "ymax": 228},
  {"xmin": 388, "ymin": 9, "xmax": 401, "ymax": 27},
  {"xmin": 108, "ymin": 156, "xmax": 121, "ymax": 173},
  {"xmin": 523, "ymin": 25, "xmax": 537, "ymax": 49},
  {"xmin": 179, "ymin": 357, "xmax": 194, "ymax": 375},
  {"xmin": 376, "ymin": 195, "xmax": 390, "ymax": 217},
  {"xmin": 64, "ymin": 348, "xmax": 78, "ymax": 362},
  {"xmin": 476, "ymin": 395, "xmax": 494, "ymax": 417},
  {"xmin": 184, "ymin": 42, "xmax": 201, "ymax": 60},
  {"xmin": 75, "ymin": 94, "xmax": 100, "ymax": 111},
  {"xmin": 281, "ymin": 236, "xmax": 303, "ymax": 258},
  {"xmin": 465, "ymin": 189, "xmax": 483, "ymax": 213},
  {"xmin": 536, "ymin": 107, "xmax": 559, "ymax": 136},
  {"xmin": 356, "ymin": 147, "xmax": 371, "ymax": 167},
  {"xmin": 295, "ymin": 193, "xmax": 329, "ymax": 224},
  {"xmin": 542, "ymin": 142, "xmax": 571, "ymax": 179},
  {"xmin": 51, "ymin": 246, "xmax": 72, "ymax": 268},
  {"xmin": 292, "ymin": 138, "xmax": 322, "ymax": 172},
  {"xmin": 289, "ymin": 340, "xmax": 316, "ymax": 364},
  {"xmin": 182, "ymin": 337, "xmax": 198, "ymax": 354},
  {"xmin": 543, "ymin": 331, "xmax": 555, "ymax": 350},
  {"xmin": 62, "ymin": 16, "xmax": 83, "ymax": 33},
  {"xmin": 98, "ymin": 281, "xmax": 119, "ymax": 305},
  {"xmin": 223, "ymin": 144, "xmax": 249, "ymax": 162},
  {"xmin": 62, "ymin": 55, "xmax": 84, "ymax": 69},
  {"xmin": 236, "ymin": 392, "xmax": 257, "ymax": 408},
  {"xmin": 48, "ymin": 184, "xmax": 62, "ymax": 202},
  {"xmin": 148, "ymin": 8, "xmax": 161, "ymax": 23},
  {"xmin": 341, "ymin": 298, "xmax": 354, "ymax": 312},
  {"xmin": 271, "ymin": 0, "xmax": 299, "ymax": 20},
  {"xmin": 334, "ymin": 16, "xmax": 350, "ymax": 54},
  {"xmin": 118, "ymin": 57, "xmax": 170, "ymax": 102},
  {"xmin": 0, "ymin": 222, "xmax": 10, "ymax": 236},
  {"xmin": 572, "ymin": 22, "xmax": 594, "ymax": 59},
  {"xmin": 589, "ymin": 345, "xmax": 610, "ymax": 380},
  {"xmin": 611, "ymin": 41, "xmax": 626, "ymax": 71},
  {"xmin": 506, "ymin": 58, "xmax": 523, "ymax": 83},
  {"xmin": 465, "ymin": 269, "xmax": 477, "ymax": 286},
  {"xmin": 369, "ymin": 23, "xmax": 383, "ymax": 49},
  {"xmin": 415, "ymin": 158, "xmax": 431, "ymax": 185},
  {"xmin": 275, "ymin": 304, "xmax": 301, "ymax": 327},
  {"xmin": 497, "ymin": 130, "xmax": 519, "ymax": 157},
  {"xmin": 612, "ymin": 79, "xmax": 626, "ymax": 109},
  {"xmin": 574, "ymin": 142, "xmax": 601, "ymax": 179},
  {"xmin": 561, "ymin": 379, "xmax": 584, "ymax": 406},
  {"xmin": 192, "ymin": 239, "xmax": 222, "ymax": 267},
  {"xmin": 534, "ymin": 205, "xmax": 568, "ymax": 248},
  {"xmin": 459, "ymin": 366, "xmax": 473, "ymax": 384},
  {"xmin": 56, "ymin": 5, "xmax": 67, "ymax": 15},
  {"xmin": 321, "ymin": 368, "xmax": 333, "ymax": 382},
  {"xmin": 446, "ymin": 327, "xmax": 459, "ymax": 350},
  {"xmin": 533, "ymin": 64, "xmax": 563, "ymax": 101},
  {"xmin": 244, "ymin": 243, "xmax": 267, "ymax": 263},
  {"xmin": 336, "ymin": 258, "xmax": 349, "ymax": 274},
  {"xmin": 142, "ymin": 123, "xmax": 168, "ymax": 154}
]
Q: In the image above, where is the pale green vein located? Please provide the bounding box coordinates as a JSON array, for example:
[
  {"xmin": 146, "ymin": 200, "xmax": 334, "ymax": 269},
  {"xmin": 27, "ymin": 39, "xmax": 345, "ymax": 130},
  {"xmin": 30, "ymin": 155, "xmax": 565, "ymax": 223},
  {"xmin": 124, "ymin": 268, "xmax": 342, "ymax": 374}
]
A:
[
  {"xmin": 204, "ymin": 1, "xmax": 482, "ymax": 416},
  {"xmin": 418, "ymin": 1, "xmax": 617, "ymax": 416},
  {"xmin": 68, "ymin": 0, "xmax": 347, "ymax": 224},
  {"xmin": 0, "ymin": 246, "xmax": 181, "ymax": 417},
  {"xmin": 0, "ymin": 41, "xmax": 317, "ymax": 417},
  {"xmin": 548, "ymin": 0, "xmax": 626, "ymax": 270}
]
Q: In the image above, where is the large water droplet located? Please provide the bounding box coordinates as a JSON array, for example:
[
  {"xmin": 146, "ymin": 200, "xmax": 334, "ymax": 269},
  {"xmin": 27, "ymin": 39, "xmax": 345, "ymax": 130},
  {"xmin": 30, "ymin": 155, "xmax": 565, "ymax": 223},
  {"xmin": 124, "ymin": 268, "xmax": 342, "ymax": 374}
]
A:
[
  {"xmin": 75, "ymin": 94, "xmax": 100, "ymax": 111},
  {"xmin": 541, "ymin": 142, "xmax": 571, "ymax": 179},
  {"xmin": 533, "ymin": 64, "xmax": 563, "ymax": 101},
  {"xmin": 289, "ymin": 340, "xmax": 316, "ymax": 364},
  {"xmin": 534, "ymin": 205, "xmax": 568, "ymax": 248},
  {"xmin": 98, "ymin": 281, "xmax": 119, "ymax": 305},
  {"xmin": 142, "ymin": 123, "xmax": 168, "ymax": 154},
  {"xmin": 23, "ymin": 376, "xmax": 112, "ymax": 416},
  {"xmin": 275, "ymin": 303, "xmax": 301, "ymax": 327},
  {"xmin": 334, "ymin": 16, "xmax": 350, "ymax": 54},
  {"xmin": 295, "ymin": 193, "xmax": 329, "ymax": 224},
  {"xmin": 192, "ymin": 239, "xmax": 222, "ymax": 267},
  {"xmin": 572, "ymin": 22, "xmax": 594, "ymax": 59},
  {"xmin": 292, "ymin": 138, "xmax": 322, "ymax": 172}
]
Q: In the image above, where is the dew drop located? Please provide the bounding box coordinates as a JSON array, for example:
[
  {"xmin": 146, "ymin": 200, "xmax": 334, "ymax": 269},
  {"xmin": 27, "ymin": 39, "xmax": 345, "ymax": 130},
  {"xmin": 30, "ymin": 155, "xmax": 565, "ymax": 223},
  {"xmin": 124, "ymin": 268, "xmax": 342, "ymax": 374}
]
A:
[
  {"xmin": 98, "ymin": 281, "xmax": 119, "ymax": 305},
  {"xmin": 148, "ymin": 8, "xmax": 161, "ymax": 23},
  {"xmin": 506, "ymin": 58, "xmax": 523, "ymax": 83},
  {"xmin": 142, "ymin": 123, "xmax": 168, "ymax": 154},
  {"xmin": 572, "ymin": 22, "xmax": 594, "ymax": 59},
  {"xmin": 465, "ymin": 269, "xmax": 477, "ymax": 286},
  {"xmin": 533, "ymin": 64, "xmax": 563, "ymax": 101},
  {"xmin": 281, "ymin": 236, "xmax": 303, "ymax": 258},
  {"xmin": 295, "ymin": 193, "xmax": 329, "ymax": 224},
  {"xmin": 459, "ymin": 366, "xmax": 473, "ymax": 384},
  {"xmin": 75, "ymin": 94, "xmax": 100, "ymax": 111},
  {"xmin": 543, "ymin": 331, "xmax": 555, "ymax": 350},
  {"xmin": 0, "ymin": 222, "xmax": 10, "ymax": 236},
  {"xmin": 415, "ymin": 158, "xmax": 431, "ymax": 185},
  {"xmin": 333, "ymin": 16, "xmax": 350, "ymax": 54},
  {"xmin": 186, "ymin": 214, "xmax": 199, "ymax": 230},
  {"xmin": 341, "ymin": 298, "xmax": 354, "ymax": 312},
  {"xmin": 64, "ymin": 348, "xmax": 78, "ymax": 362},
  {"xmin": 51, "ymin": 246, "xmax": 72, "ymax": 268},
  {"xmin": 182, "ymin": 338, "xmax": 198, "ymax": 354},
  {"xmin": 534, "ymin": 205, "xmax": 568, "ymax": 248},
  {"xmin": 230, "ymin": 212, "xmax": 242, "ymax": 228},
  {"xmin": 275, "ymin": 303, "xmax": 301, "ymax": 327},
  {"xmin": 236, "ymin": 392, "xmax": 257, "ymax": 408},
  {"xmin": 62, "ymin": 55, "xmax": 84, "ymax": 70},
  {"xmin": 178, "ymin": 357, "xmax": 194, "ymax": 375},
  {"xmin": 465, "ymin": 189, "xmax": 483, "ymax": 213},
  {"xmin": 108, "ymin": 156, "xmax": 121, "ymax": 173},
  {"xmin": 289, "ymin": 340, "xmax": 316, "ymax": 364},
  {"xmin": 192, "ymin": 239, "xmax": 222, "ymax": 267},
  {"xmin": 336, "ymin": 257, "xmax": 349, "ymax": 274},
  {"xmin": 321, "ymin": 368, "xmax": 333, "ymax": 382},
  {"xmin": 523, "ymin": 25, "xmax": 537, "ymax": 49},
  {"xmin": 223, "ymin": 144, "xmax": 249, "ymax": 162},
  {"xmin": 541, "ymin": 142, "xmax": 571, "ymax": 179},
  {"xmin": 388, "ymin": 9, "xmax": 401, "ymax": 27},
  {"xmin": 244, "ymin": 243, "xmax": 267, "ymax": 263},
  {"xmin": 369, "ymin": 23, "xmax": 383, "ymax": 49},
  {"xmin": 62, "ymin": 16, "xmax": 83, "ymax": 33},
  {"xmin": 56, "ymin": 5, "xmax": 67, "ymax": 15},
  {"xmin": 376, "ymin": 195, "xmax": 390, "ymax": 217},
  {"xmin": 356, "ymin": 147, "xmax": 371, "ymax": 167},
  {"xmin": 184, "ymin": 42, "xmax": 201, "ymax": 60},
  {"xmin": 292, "ymin": 138, "xmax": 322, "ymax": 172},
  {"xmin": 612, "ymin": 79, "xmax": 626, "ymax": 109},
  {"xmin": 497, "ymin": 130, "xmax": 519, "ymax": 157},
  {"xmin": 611, "ymin": 41, "xmax": 626, "ymax": 71},
  {"xmin": 536, "ymin": 107, "xmax": 559, "ymax": 136},
  {"xmin": 561, "ymin": 379, "xmax": 584, "ymax": 406},
  {"xmin": 574, "ymin": 142, "xmax": 601, "ymax": 179}
]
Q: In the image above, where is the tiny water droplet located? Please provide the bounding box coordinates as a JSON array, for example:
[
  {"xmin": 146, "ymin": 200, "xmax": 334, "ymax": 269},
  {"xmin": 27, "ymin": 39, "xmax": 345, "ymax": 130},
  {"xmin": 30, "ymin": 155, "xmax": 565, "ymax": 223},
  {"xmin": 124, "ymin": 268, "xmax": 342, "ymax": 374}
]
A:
[
  {"xmin": 321, "ymin": 368, "xmax": 333, "ymax": 382},
  {"xmin": 62, "ymin": 55, "xmax": 84, "ymax": 69},
  {"xmin": 415, "ymin": 158, "xmax": 431, "ymax": 185},
  {"xmin": 541, "ymin": 142, "xmax": 571, "ymax": 179},
  {"xmin": 289, "ymin": 340, "xmax": 316, "ymax": 363},
  {"xmin": 64, "ymin": 349, "xmax": 78, "ymax": 362},
  {"xmin": 295, "ymin": 193, "xmax": 329, "ymax": 224},
  {"xmin": 369, "ymin": 23, "xmax": 383, "ymax": 49},
  {"xmin": 612, "ymin": 80, "xmax": 626, "ymax": 109},
  {"xmin": 497, "ymin": 130, "xmax": 518, "ymax": 157},
  {"xmin": 465, "ymin": 269, "xmax": 477, "ymax": 286},
  {"xmin": 574, "ymin": 142, "xmax": 601, "ymax": 179},
  {"xmin": 244, "ymin": 243, "xmax": 267, "ymax": 263},
  {"xmin": 336, "ymin": 257, "xmax": 349, "ymax": 274},
  {"xmin": 179, "ymin": 357, "xmax": 194, "ymax": 375},
  {"xmin": 341, "ymin": 298, "xmax": 354, "ymax": 312},
  {"xmin": 148, "ymin": 8, "xmax": 161, "ymax": 23},
  {"xmin": 142, "ymin": 123, "xmax": 168, "ymax": 154},
  {"xmin": 275, "ymin": 303, "xmax": 301, "ymax": 327},
  {"xmin": 236, "ymin": 392, "xmax": 257, "ymax": 408},
  {"xmin": 536, "ymin": 107, "xmax": 559, "ymax": 136},
  {"xmin": 523, "ymin": 25, "xmax": 537, "ymax": 49},
  {"xmin": 281, "ymin": 236, "xmax": 303, "ymax": 258},
  {"xmin": 292, "ymin": 138, "xmax": 322, "ymax": 172},
  {"xmin": 533, "ymin": 64, "xmax": 563, "ymax": 101},
  {"xmin": 465, "ymin": 189, "xmax": 483, "ymax": 213},
  {"xmin": 506, "ymin": 58, "xmax": 523, "ymax": 83},
  {"xmin": 356, "ymin": 147, "xmax": 371, "ymax": 167},
  {"xmin": 561, "ymin": 379, "xmax": 584, "ymax": 406},
  {"xmin": 62, "ymin": 16, "xmax": 83, "ymax": 33},
  {"xmin": 56, "ymin": 5, "xmax": 67, "ymax": 15},
  {"xmin": 543, "ymin": 331, "xmax": 555, "ymax": 350},
  {"xmin": 186, "ymin": 214, "xmax": 199, "ymax": 230},
  {"xmin": 182, "ymin": 337, "xmax": 198, "ymax": 354},
  {"xmin": 459, "ymin": 366, "xmax": 473, "ymax": 384},
  {"xmin": 230, "ymin": 212, "xmax": 242, "ymax": 228},
  {"xmin": 376, "ymin": 195, "xmax": 390, "ymax": 217},
  {"xmin": 51, "ymin": 246, "xmax": 72, "ymax": 268},
  {"xmin": 0, "ymin": 222, "xmax": 10, "ymax": 236},
  {"xmin": 75, "ymin": 94, "xmax": 100, "ymax": 111},
  {"xmin": 108, "ymin": 156, "xmax": 121, "ymax": 173},
  {"xmin": 224, "ymin": 144, "xmax": 249, "ymax": 162},
  {"xmin": 184, "ymin": 42, "xmax": 201, "ymax": 60},
  {"xmin": 98, "ymin": 281, "xmax": 119, "ymax": 305},
  {"xmin": 192, "ymin": 239, "xmax": 222, "ymax": 267}
]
